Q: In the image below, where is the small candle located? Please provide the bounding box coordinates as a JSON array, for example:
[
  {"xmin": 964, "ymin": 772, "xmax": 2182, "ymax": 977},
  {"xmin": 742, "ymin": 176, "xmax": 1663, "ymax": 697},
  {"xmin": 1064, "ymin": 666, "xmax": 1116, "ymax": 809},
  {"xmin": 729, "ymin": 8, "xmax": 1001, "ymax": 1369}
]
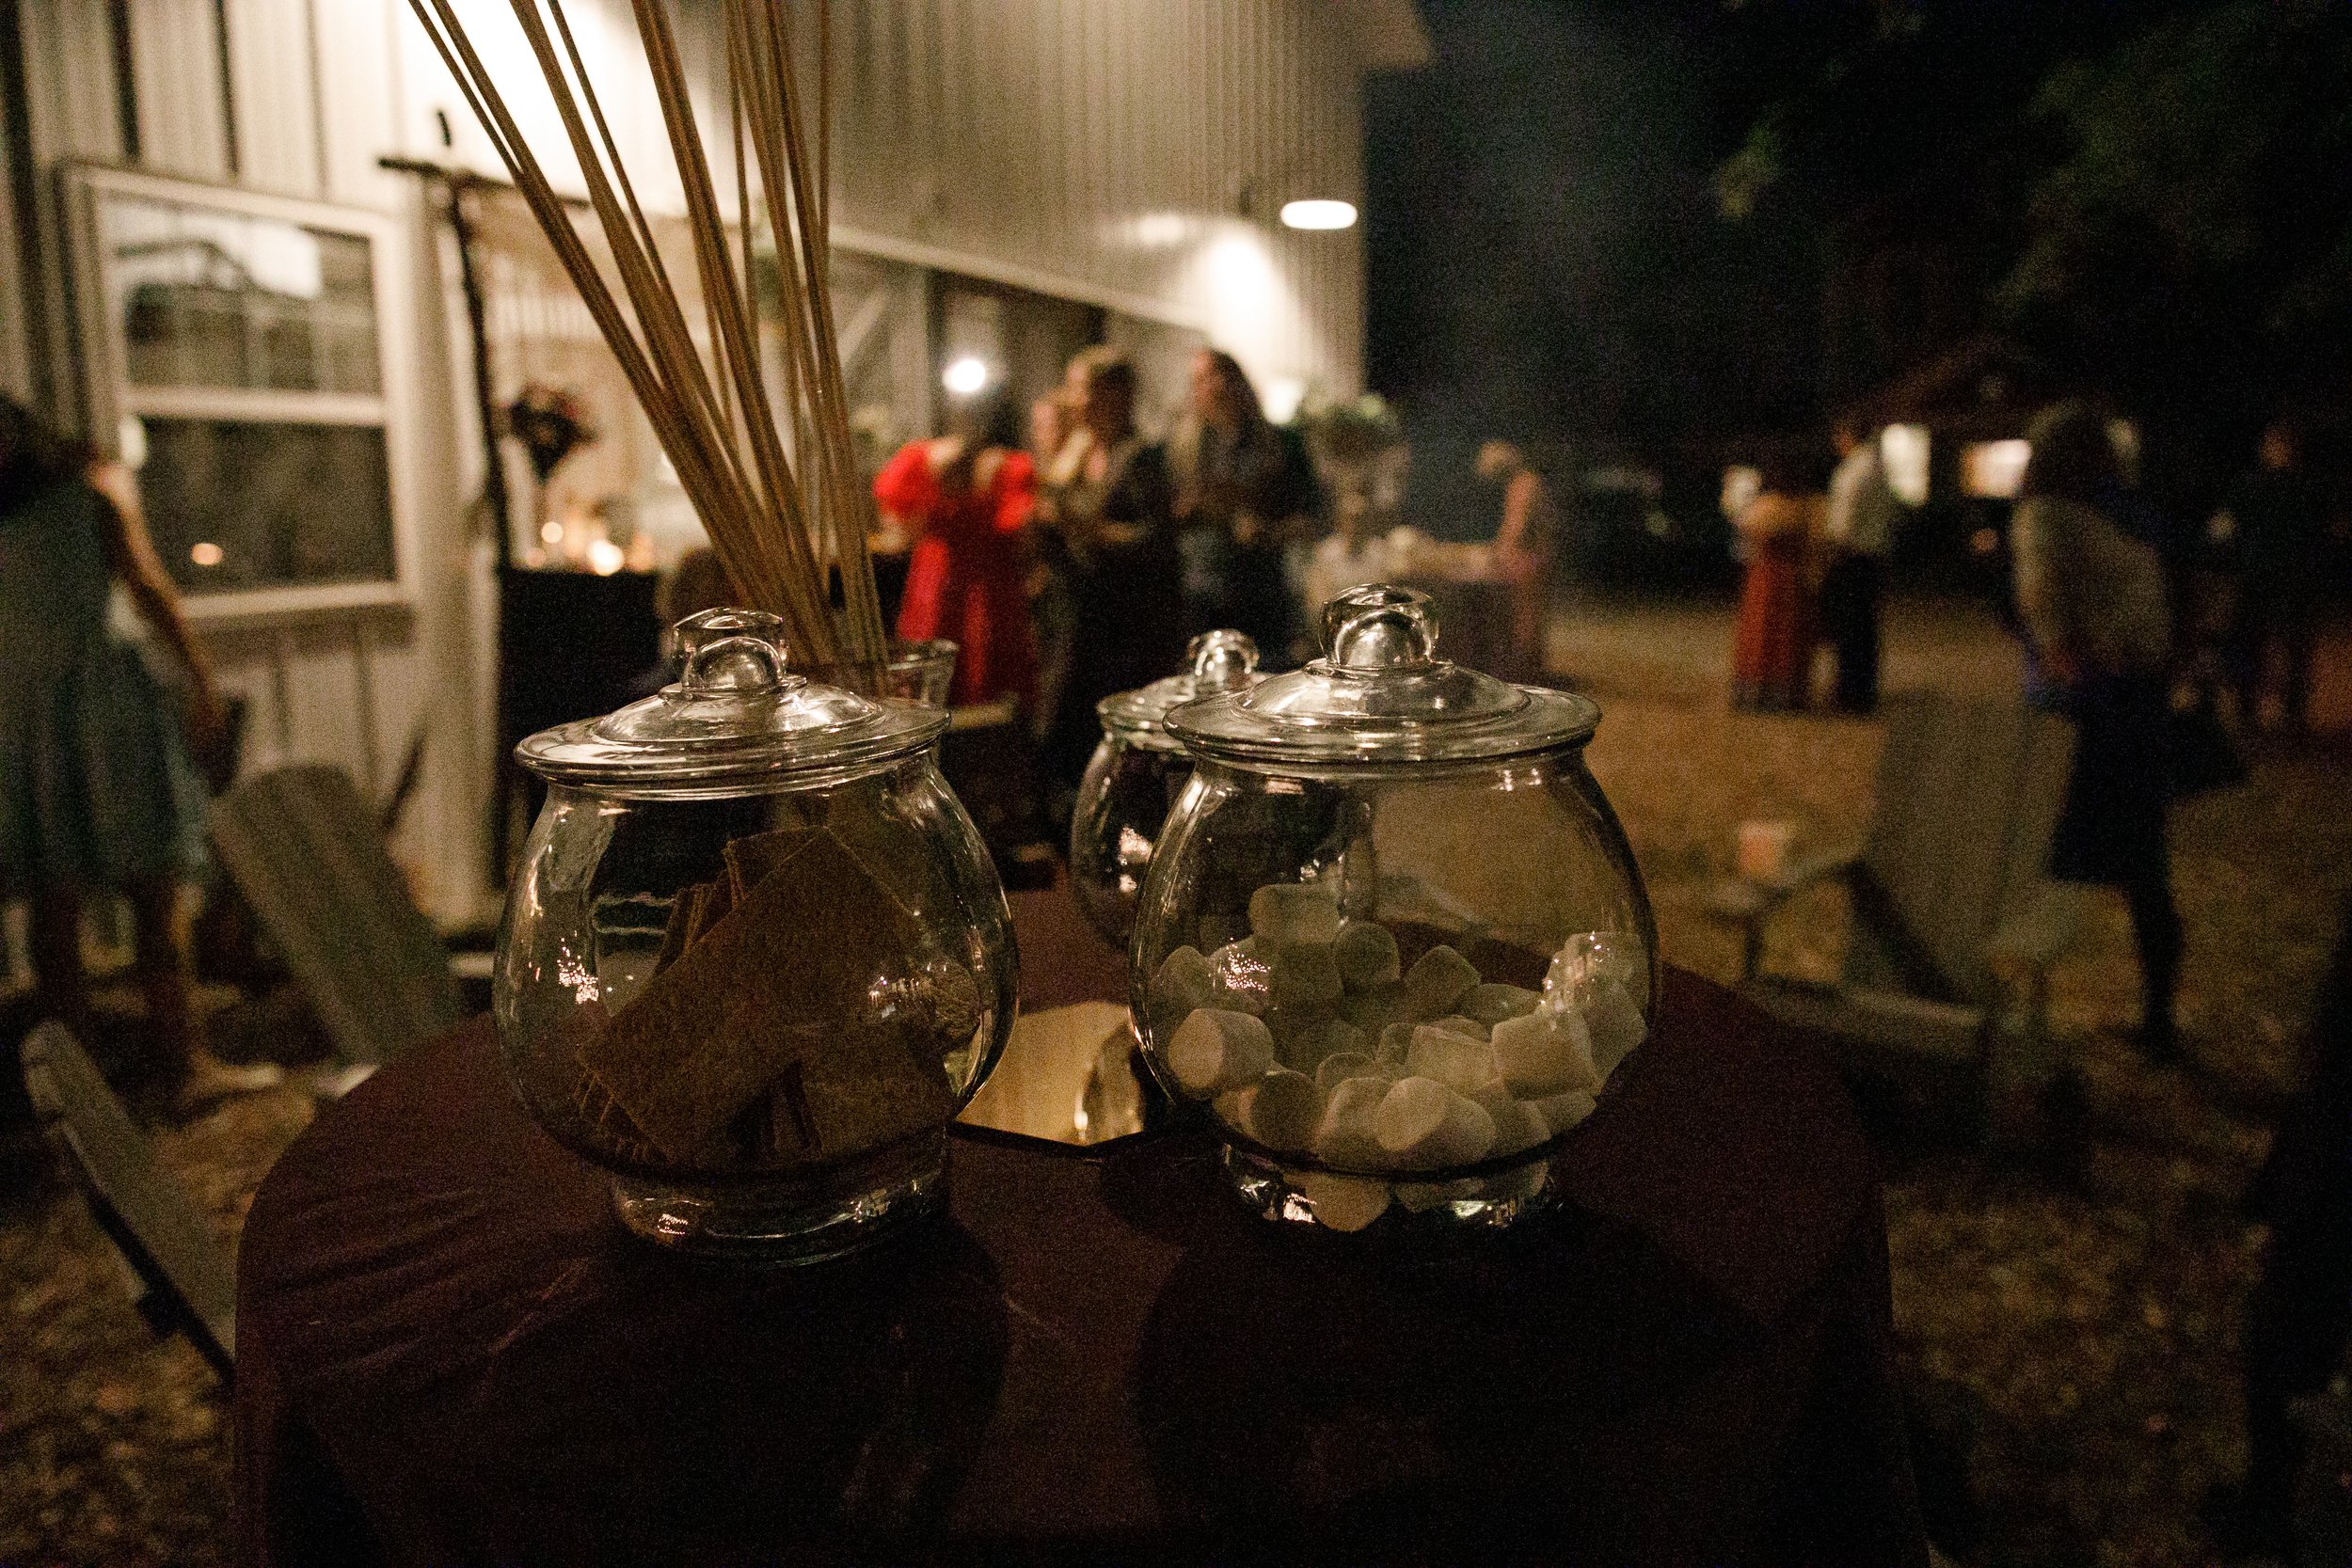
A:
[{"xmin": 1736, "ymin": 819, "xmax": 1794, "ymax": 881}]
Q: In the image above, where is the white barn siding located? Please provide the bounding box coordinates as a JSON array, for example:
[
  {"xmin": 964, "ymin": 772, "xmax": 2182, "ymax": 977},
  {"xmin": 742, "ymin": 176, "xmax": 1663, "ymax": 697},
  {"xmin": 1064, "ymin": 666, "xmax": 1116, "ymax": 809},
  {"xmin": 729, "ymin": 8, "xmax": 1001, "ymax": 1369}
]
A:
[{"xmin": 7, "ymin": 0, "xmax": 1384, "ymax": 924}]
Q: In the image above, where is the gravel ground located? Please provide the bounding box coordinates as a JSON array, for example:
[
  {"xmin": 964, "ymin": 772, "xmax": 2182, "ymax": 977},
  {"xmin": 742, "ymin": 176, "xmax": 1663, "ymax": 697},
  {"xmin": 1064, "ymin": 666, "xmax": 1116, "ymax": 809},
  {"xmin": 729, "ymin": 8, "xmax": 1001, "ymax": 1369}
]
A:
[{"xmin": 3, "ymin": 590, "xmax": 2348, "ymax": 1567}]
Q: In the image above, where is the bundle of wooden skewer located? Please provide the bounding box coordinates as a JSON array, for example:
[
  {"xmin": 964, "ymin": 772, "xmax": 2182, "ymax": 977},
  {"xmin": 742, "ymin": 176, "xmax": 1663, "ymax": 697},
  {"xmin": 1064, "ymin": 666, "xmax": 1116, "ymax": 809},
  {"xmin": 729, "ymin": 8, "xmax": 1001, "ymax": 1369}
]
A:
[{"xmin": 410, "ymin": 0, "xmax": 887, "ymax": 689}]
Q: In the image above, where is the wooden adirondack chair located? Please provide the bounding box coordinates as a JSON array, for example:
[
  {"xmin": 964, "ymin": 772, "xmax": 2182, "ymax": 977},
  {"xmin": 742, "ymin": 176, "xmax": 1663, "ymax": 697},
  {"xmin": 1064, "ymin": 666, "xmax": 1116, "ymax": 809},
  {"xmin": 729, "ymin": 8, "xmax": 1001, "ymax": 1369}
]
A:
[
  {"xmin": 209, "ymin": 764, "xmax": 466, "ymax": 1085},
  {"xmin": 20, "ymin": 1022, "xmax": 237, "ymax": 1376},
  {"xmin": 1701, "ymin": 691, "xmax": 2086, "ymax": 1127}
]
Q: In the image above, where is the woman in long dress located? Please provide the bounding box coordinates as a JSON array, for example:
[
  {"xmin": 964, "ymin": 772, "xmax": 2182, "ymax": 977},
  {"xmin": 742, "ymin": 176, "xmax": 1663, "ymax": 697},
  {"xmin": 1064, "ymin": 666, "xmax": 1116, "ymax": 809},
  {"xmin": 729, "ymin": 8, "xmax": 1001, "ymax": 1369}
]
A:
[
  {"xmin": 871, "ymin": 392, "xmax": 1039, "ymax": 707},
  {"xmin": 1731, "ymin": 460, "xmax": 1821, "ymax": 711},
  {"xmin": 1031, "ymin": 349, "xmax": 1184, "ymax": 799},
  {"xmin": 1168, "ymin": 349, "xmax": 1321, "ymax": 661},
  {"xmin": 0, "ymin": 397, "xmax": 279, "ymax": 1103},
  {"xmin": 2009, "ymin": 401, "xmax": 2182, "ymax": 1059}
]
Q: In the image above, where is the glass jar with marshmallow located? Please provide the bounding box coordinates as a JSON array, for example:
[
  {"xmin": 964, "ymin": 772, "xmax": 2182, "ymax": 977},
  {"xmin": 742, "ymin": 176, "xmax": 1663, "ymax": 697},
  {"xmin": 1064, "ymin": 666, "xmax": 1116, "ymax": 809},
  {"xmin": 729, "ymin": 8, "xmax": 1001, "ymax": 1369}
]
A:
[
  {"xmin": 1069, "ymin": 629, "xmax": 1262, "ymax": 947},
  {"xmin": 1131, "ymin": 584, "xmax": 1656, "ymax": 1235}
]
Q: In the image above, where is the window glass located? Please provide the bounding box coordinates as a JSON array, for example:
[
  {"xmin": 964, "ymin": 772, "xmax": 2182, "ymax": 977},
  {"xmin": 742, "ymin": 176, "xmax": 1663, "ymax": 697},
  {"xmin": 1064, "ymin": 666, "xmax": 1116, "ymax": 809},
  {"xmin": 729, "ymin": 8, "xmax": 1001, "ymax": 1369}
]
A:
[
  {"xmin": 132, "ymin": 418, "xmax": 395, "ymax": 591},
  {"xmin": 101, "ymin": 196, "xmax": 381, "ymax": 395}
]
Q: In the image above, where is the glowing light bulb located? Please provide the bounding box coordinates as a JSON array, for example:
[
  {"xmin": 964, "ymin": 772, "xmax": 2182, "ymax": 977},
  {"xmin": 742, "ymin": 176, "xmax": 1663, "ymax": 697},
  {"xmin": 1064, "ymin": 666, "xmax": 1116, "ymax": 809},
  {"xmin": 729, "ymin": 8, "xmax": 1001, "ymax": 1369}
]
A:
[
  {"xmin": 942, "ymin": 356, "xmax": 991, "ymax": 396},
  {"xmin": 1279, "ymin": 199, "xmax": 1357, "ymax": 231}
]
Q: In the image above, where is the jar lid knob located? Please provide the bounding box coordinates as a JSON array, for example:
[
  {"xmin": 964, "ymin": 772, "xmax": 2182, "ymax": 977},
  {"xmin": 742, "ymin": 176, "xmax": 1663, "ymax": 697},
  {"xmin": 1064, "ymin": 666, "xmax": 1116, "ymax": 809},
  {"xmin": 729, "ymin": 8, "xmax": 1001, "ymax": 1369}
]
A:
[
  {"xmin": 1321, "ymin": 584, "xmax": 1438, "ymax": 671},
  {"xmin": 673, "ymin": 608, "xmax": 798, "ymax": 694},
  {"xmin": 1187, "ymin": 628, "xmax": 1261, "ymax": 692}
]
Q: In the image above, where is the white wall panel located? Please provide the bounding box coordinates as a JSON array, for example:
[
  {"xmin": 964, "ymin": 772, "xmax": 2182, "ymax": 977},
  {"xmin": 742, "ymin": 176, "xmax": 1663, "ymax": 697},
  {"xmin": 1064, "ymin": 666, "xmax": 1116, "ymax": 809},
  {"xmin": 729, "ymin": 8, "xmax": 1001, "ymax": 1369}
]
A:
[
  {"xmin": 224, "ymin": 0, "xmax": 325, "ymax": 197},
  {"xmin": 127, "ymin": 0, "xmax": 231, "ymax": 179},
  {"xmin": 16, "ymin": 1, "xmax": 123, "ymax": 166},
  {"xmin": 312, "ymin": 0, "xmax": 405, "ymax": 209}
]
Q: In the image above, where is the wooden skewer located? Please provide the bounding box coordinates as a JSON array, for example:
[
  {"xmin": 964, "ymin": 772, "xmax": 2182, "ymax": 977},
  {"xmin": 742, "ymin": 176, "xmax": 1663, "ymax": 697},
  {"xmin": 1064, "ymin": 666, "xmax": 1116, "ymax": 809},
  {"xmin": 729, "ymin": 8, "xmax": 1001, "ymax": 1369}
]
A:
[{"xmin": 409, "ymin": 0, "xmax": 891, "ymax": 682}]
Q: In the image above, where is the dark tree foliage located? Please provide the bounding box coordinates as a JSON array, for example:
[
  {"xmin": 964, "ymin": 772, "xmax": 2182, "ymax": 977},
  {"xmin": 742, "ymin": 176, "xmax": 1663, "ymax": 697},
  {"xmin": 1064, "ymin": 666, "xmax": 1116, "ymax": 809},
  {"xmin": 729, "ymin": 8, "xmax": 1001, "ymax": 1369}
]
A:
[
  {"xmin": 1720, "ymin": 0, "xmax": 2352, "ymax": 500},
  {"xmin": 2001, "ymin": 1, "xmax": 2352, "ymax": 445}
]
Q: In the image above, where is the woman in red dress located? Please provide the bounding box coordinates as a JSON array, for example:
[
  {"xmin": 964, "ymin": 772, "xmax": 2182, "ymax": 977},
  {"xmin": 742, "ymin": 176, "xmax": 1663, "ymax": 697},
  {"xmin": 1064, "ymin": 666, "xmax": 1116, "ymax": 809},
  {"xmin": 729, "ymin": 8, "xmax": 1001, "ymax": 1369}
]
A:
[
  {"xmin": 1730, "ymin": 461, "xmax": 1823, "ymax": 711},
  {"xmin": 872, "ymin": 394, "xmax": 1039, "ymax": 707}
]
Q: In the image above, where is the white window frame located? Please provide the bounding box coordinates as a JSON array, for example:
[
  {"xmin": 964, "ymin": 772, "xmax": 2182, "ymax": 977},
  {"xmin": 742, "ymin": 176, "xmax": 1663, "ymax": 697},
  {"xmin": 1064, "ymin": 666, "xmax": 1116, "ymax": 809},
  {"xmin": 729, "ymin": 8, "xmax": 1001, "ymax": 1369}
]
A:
[{"xmin": 61, "ymin": 163, "xmax": 422, "ymax": 623}]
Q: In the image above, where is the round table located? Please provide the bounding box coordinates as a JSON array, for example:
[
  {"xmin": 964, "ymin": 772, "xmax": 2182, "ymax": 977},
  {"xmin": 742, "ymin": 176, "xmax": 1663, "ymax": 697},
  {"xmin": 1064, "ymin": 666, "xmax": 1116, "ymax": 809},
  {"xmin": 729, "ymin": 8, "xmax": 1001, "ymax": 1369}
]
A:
[{"xmin": 233, "ymin": 890, "xmax": 1925, "ymax": 1566}]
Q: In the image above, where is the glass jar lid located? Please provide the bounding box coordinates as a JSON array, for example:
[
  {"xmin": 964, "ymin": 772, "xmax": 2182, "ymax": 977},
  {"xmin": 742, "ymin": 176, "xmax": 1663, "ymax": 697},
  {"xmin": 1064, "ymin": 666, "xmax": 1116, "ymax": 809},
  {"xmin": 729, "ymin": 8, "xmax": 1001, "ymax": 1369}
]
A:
[
  {"xmin": 1096, "ymin": 629, "xmax": 1263, "ymax": 752},
  {"xmin": 515, "ymin": 609, "xmax": 948, "ymax": 790},
  {"xmin": 1165, "ymin": 584, "xmax": 1597, "ymax": 766}
]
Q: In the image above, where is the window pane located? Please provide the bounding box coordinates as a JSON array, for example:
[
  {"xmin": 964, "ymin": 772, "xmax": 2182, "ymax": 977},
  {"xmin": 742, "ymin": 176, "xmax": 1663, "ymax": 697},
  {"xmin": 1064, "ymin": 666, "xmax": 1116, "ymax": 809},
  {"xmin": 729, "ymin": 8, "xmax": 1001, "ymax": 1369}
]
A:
[
  {"xmin": 100, "ymin": 196, "xmax": 381, "ymax": 395},
  {"xmin": 134, "ymin": 418, "xmax": 395, "ymax": 592}
]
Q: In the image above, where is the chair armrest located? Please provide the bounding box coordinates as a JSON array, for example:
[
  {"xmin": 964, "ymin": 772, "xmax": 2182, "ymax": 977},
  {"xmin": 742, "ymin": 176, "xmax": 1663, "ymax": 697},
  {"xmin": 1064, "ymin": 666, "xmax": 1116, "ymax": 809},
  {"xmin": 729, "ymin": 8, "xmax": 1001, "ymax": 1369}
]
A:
[
  {"xmin": 1985, "ymin": 883, "xmax": 2086, "ymax": 981},
  {"xmin": 1770, "ymin": 847, "xmax": 1865, "ymax": 896},
  {"xmin": 1698, "ymin": 848, "xmax": 1861, "ymax": 980},
  {"xmin": 1697, "ymin": 848, "xmax": 1862, "ymax": 926}
]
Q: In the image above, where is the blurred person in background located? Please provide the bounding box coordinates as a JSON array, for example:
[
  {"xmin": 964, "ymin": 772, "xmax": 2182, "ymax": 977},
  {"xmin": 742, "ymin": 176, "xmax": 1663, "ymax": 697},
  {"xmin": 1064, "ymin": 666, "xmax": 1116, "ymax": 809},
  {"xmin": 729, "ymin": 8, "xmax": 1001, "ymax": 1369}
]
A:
[
  {"xmin": 1032, "ymin": 349, "xmax": 1184, "ymax": 805},
  {"xmin": 1729, "ymin": 453, "xmax": 1821, "ymax": 712},
  {"xmin": 0, "ymin": 397, "xmax": 279, "ymax": 1106},
  {"xmin": 1168, "ymin": 348, "xmax": 1321, "ymax": 661},
  {"xmin": 2010, "ymin": 401, "xmax": 2182, "ymax": 1060},
  {"xmin": 873, "ymin": 388, "xmax": 1039, "ymax": 707},
  {"xmin": 2211, "ymin": 417, "xmax": 2329, "ymax": 734},
  {"xmin": 1474, "ymin": 440, "xmax": 1559, "ymax": 682},
  {"xmin": 1820, "ymin": 418, "xmax": 1901, "ymax": 715}
]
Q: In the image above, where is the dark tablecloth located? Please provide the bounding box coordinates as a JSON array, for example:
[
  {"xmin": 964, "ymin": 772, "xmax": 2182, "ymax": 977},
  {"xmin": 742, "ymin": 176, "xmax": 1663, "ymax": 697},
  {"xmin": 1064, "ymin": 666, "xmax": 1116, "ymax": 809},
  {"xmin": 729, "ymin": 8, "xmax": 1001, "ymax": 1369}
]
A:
[{"xmin": 234, "ymin": 890, "xmax": 1924, "ymax": 1566}]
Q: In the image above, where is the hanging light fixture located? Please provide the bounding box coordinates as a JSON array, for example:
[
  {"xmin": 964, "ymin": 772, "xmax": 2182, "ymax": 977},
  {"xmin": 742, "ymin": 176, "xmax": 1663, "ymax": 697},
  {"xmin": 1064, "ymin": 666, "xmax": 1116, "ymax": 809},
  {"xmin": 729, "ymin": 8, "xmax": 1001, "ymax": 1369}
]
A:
[{"xmin": 1279, "ymin": 198, "xmax": 1358, "ymax": 230}]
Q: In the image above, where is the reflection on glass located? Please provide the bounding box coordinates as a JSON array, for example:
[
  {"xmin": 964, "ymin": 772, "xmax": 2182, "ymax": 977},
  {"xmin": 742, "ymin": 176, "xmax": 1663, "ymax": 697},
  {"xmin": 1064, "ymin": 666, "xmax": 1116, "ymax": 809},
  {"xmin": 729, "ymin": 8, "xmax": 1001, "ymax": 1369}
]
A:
[
  {"xmin": 134, "ymin": 418, "xmax": 395, "ymax": 591},
  {"xmin": 101, "ymin": 196, "xmax": 380, "ymax": 394}
]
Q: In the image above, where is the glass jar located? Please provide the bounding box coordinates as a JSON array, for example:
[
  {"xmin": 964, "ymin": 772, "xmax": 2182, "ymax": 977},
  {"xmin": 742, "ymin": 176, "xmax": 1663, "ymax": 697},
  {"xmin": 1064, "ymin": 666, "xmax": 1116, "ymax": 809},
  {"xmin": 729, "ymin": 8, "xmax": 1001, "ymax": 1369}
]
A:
[
  {"xmin": 495, "ymin": 609, "xmax": 1016, "ymax": 1263},
  {"xmin": 1132, "ymin": 585, "xmax": 1656, "ymax": 1236},
  {"xmin": 1070, "ymin": 630, "xmax": 1261, "ymax": 947},
  {"xmin": 813, "ymin": 638, "xmax": 959, "ymax": 708}
]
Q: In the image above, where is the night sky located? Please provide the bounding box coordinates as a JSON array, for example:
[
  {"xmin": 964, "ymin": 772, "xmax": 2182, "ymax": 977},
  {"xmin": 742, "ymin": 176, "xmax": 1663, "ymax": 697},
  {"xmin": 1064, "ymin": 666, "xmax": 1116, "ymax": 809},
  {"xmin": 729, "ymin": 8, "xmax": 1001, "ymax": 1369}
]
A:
[{"xmin": 1363, "ymin": 0, "xmax": 1821, "ymax": 520}]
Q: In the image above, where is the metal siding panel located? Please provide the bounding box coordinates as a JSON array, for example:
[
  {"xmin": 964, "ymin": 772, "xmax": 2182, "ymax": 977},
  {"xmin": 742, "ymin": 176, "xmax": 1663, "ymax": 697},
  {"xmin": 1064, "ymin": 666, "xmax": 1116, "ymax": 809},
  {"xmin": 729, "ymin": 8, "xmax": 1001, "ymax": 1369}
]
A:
[
  {"xmin": 310, "ymin": 0, "xmax": 401, "ymax": 210},
  {"xmin": 127, "ymin": 0, "xmax": 231, "ymax": 179},
  {"xmin": 223, "ymin": 0, "xmax": 324, "ymax": 196},
  {"xmin": 18, "ymin": 0, "xmax": 125, "ymax": 164}
]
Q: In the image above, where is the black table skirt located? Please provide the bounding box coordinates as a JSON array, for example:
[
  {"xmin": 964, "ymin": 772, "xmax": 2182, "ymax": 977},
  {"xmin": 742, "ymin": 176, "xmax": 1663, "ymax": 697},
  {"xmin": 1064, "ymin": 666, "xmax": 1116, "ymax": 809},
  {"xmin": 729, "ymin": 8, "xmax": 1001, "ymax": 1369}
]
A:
[{"xmin": 233, "ymin": 891, "xmax": 1925, "ymax": 1567}]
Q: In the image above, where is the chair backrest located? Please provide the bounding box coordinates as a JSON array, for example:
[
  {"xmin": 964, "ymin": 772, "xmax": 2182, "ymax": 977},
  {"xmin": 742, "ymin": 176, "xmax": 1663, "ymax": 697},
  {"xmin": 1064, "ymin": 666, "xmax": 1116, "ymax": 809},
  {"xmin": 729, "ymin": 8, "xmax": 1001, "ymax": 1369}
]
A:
[
  {"xmin": 210, "ymin": 764, "xmax": 459, "ymax": 1069},
  {"xmin": 1850, "ymin": 691, "xmax": 2076, "ymax": 1003},
  {"xmin": 20, "ymin": 1022, "xmax": 236, "ymax": 1375}
]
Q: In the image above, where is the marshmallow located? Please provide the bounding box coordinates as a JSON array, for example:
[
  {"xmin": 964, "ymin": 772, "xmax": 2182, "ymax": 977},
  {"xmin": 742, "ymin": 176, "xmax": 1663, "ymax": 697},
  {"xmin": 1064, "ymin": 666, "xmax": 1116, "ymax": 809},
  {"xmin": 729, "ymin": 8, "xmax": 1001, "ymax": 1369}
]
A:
[
  {"xmin": 1276, "ymin": 1014, "xmax": 1364, "ymax": 1075},
  {"xmin": 1151, "ymin": 946, "xmax": 1219, "ymax": 1035},
  {"xmin": 1543, "ymin": 930, "xmax": 1649, "ymax": 1013},
  {"xmin": 1340, "ymin": 979, "xmax": 1406, "ymax": 1038},
  {"xmin": 1314, "ymin": 1051, "xmax": 1385, "ymax": 1092},
  {"xmin": 1532, "ymin": 1090, "xmax": 1597, "ymax": 1134},
  {"xmin": 1249, "ymin": 880, "xmax": 1343, "ymax": 946},
  {"xmin": 1373, "ymin": 1077, "xmax": 1497, "ymax": 1169},
  {"xmin": 1581, "ymin": 980, "xmax": 1647, "ymax": 1081},
  {"xmin": 1395, "ymin": 1180, "xmax": 1475, "ymax": 1212},
  {"xmin": 1405, "ymin": 1024, "xmax": 1500, "ymax": 1095},
  {"xmin": 1486, "ymin": 1097, "xmax": 1551, "ymax": 1159},
  {"xmin": 1231, "ymin": 1068, "xmax": 1322, "ymax": 1152},
  {"xmin": 1206, "ymin": 939, "xmax": 1273, "ymax": 1016},
  {"xmin": 1265, "ymin": 942, "xmax": 1344, "ymax": 1012},
  {"xmin": 1461, "ymin": 982, "xmax": 1541, "ymax": 1027},
  {"xmin": 1402, "ymin": 944, "xmax": 1481, "ymax": 1021},
  {"xmin": 1332, "ymin": 919, "xmax": 1402, "ymax": 990},
  {"xmin": 1312, "ymin": 1076, "xmax": 1392, "ymax": 1168},
  {"xmin": 1428, "ymin": 1013, "xmax": 1491, "ymax": 1040},
  {"xmin": 1167, "ymin": 1007, "xmax": 1275, "ymax": 1096},
  {"xmin": 1299, "ymin": 1172, "xmax": 1391, "ymax": 1232},
  {"xmin": 1376, "ymin": 1021, "xmax": 1417, "ymax": 1065},
  {"xmin": 1491, "ymin": 1007, "xmax": 1600, "ymax": 1098}
]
